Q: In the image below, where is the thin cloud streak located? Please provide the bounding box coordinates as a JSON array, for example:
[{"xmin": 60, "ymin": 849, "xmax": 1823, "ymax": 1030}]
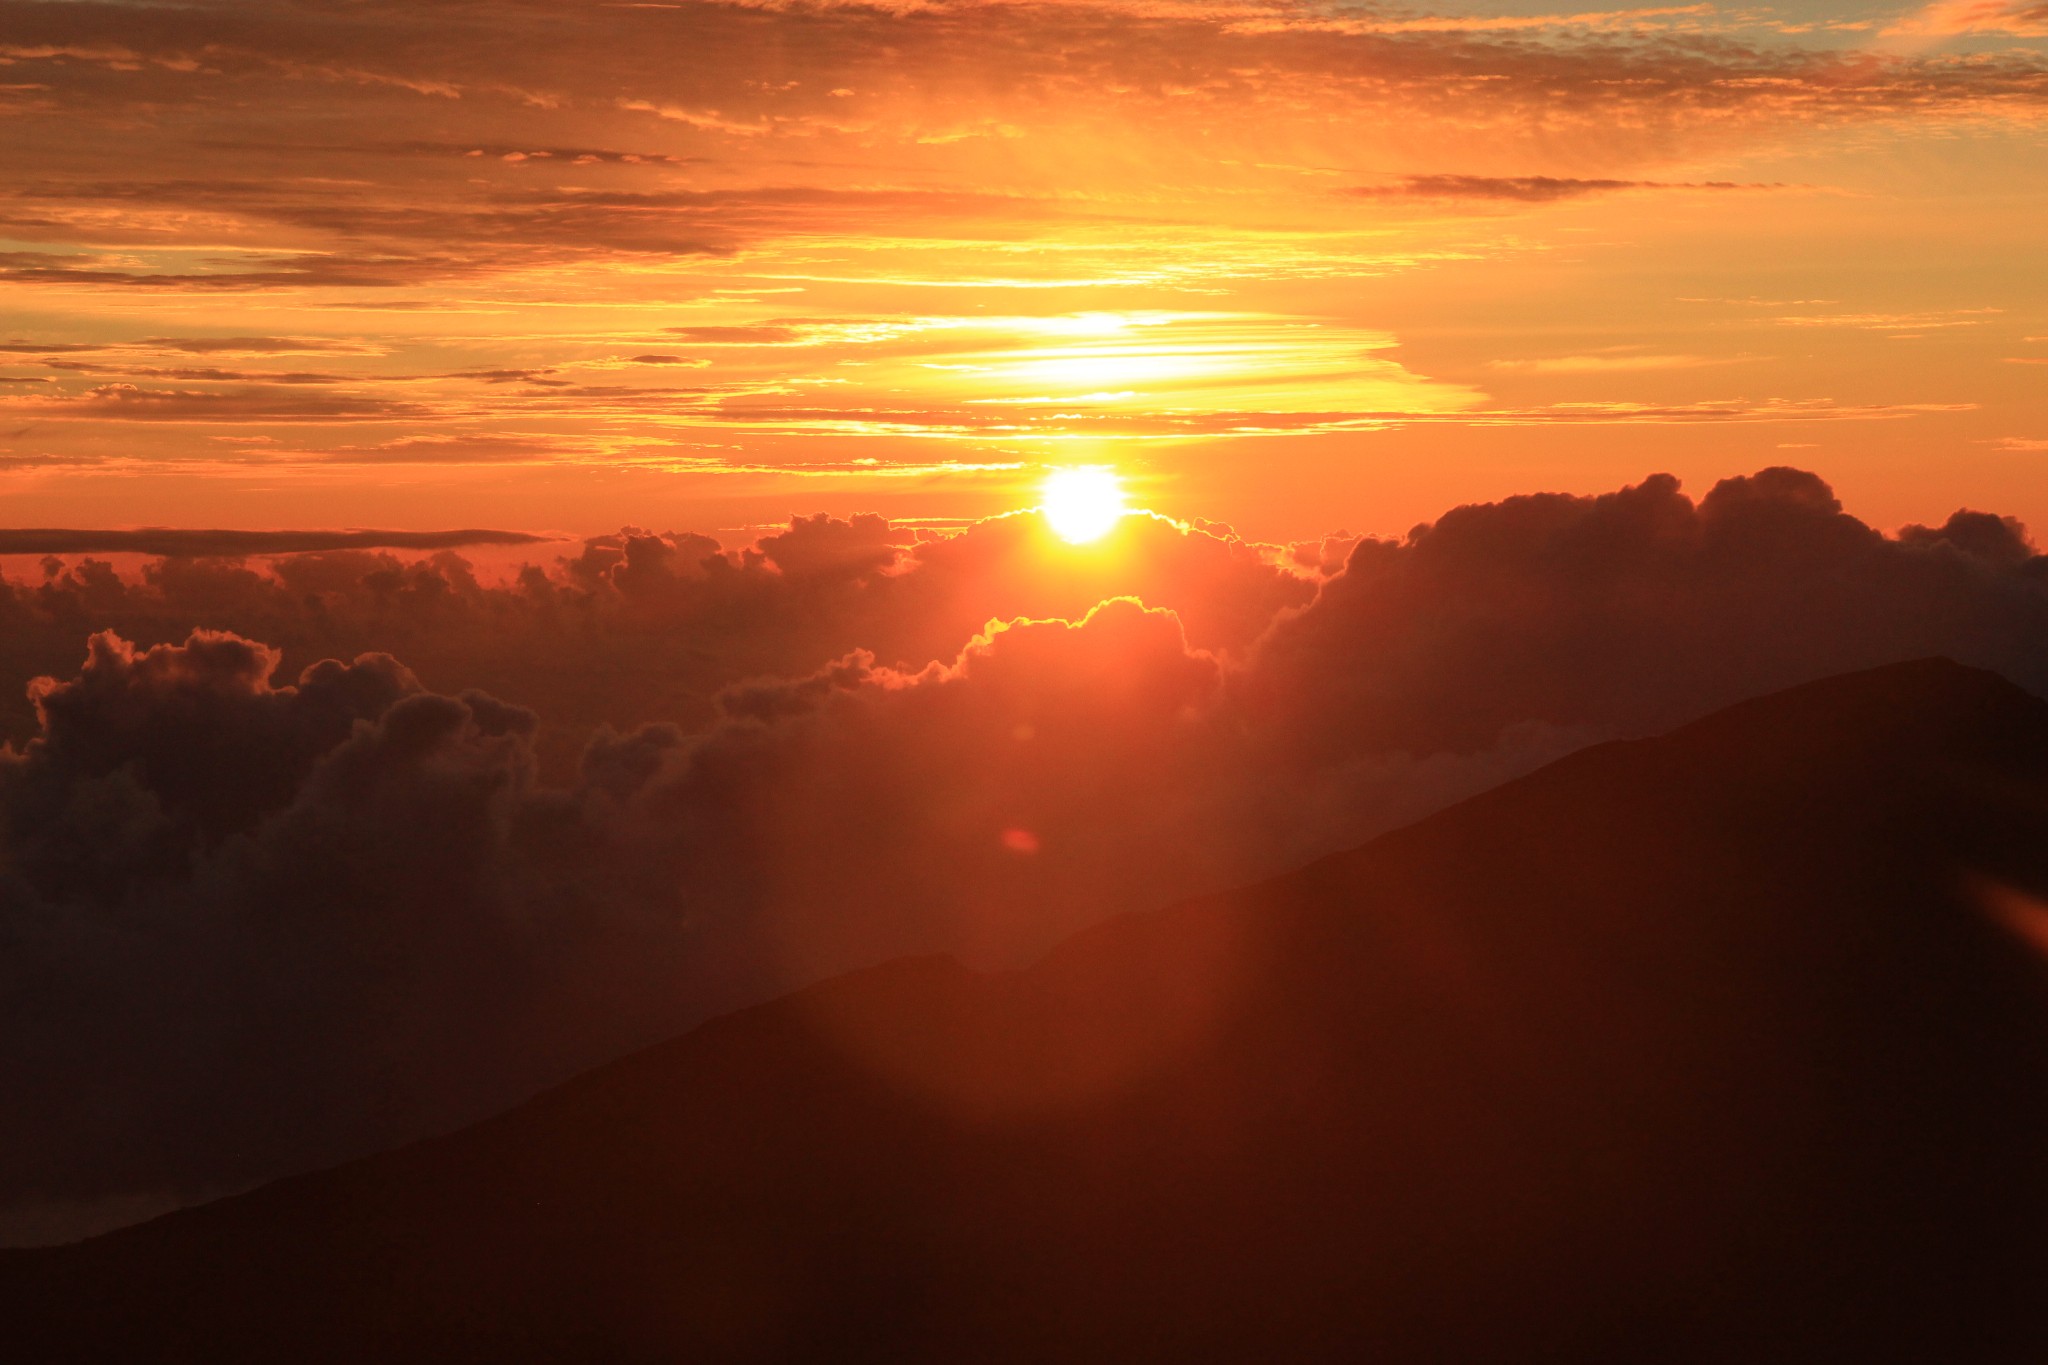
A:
[{"xmin": 0, "ymin": 528, "xmax": 552, "ymax": 556}]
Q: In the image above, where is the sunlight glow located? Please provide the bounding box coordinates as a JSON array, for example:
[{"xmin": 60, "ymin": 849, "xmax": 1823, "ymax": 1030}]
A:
[{"xmin": 1041, "ymin": 467, "xmax": 1128, "ymax": 543}]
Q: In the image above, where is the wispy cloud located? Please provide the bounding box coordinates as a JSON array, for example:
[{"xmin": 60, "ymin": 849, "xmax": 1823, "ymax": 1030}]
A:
[
  {"xmin": 1885, "ymin": 0, "xmax": 2048, "ymax": 37},
  {"xmin": 0, "ymin": 0, "xmax": 2037, "ymax": 513},
  {"xmin": 1350, "ymin": 175, "xmax": 1782, "ymax": 202}
]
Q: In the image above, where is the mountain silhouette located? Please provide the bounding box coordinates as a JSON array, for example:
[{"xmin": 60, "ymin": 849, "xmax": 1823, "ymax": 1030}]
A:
[{"xmin": 9, "ymin": 657, "xmax": 2048, "ymax": 1362}]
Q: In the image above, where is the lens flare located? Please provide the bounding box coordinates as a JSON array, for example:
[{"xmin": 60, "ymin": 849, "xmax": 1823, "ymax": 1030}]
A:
[{"xmin": 1040, "ymin": 467, "xmax": 1127, "ymax": 543}]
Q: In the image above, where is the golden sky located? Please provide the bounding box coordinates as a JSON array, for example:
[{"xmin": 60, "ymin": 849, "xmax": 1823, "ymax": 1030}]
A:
[{"xmin": 2, "ymin": 0, "xmax": 2044, "ymax": 540}]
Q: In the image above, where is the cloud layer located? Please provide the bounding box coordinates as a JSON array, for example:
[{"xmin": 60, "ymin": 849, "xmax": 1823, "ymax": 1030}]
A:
[
  {"xmin": 0, "ymin": 0, "xmax": 2042, "ymax": 523},
  {"xmin": 4, "ymin": 466, "xmax": 2048, "ymax": 1244}
]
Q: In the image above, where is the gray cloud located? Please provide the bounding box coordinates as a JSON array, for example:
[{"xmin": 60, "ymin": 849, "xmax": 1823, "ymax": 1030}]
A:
[
  {"xmin": 1350, "ymin": 175, "xmax": 1776, "ymax": 202},
  {"xmin": 0, "ymin": 528, "xmax": 550, "ymax": 557},
  {"xmin": 3, "ymin": 468, "xmax": 2048, "ymax": 1249}
]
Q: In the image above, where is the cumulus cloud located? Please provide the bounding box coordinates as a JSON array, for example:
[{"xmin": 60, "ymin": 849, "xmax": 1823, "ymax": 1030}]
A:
[
  {"xmin": 1246, "ymin": 467, "xmax": 2048, "ymax": 754},
  {"xmin": 0, "ymin": 599, "xmax": 1570, "ymax": 1245},
  {"xmin": 4, "ymin": 467, "xmax": 2048, "ymax": 1246},
  {"xmin": 0, "ymin": 509, "xmax": 1317, "ymax": 759}
]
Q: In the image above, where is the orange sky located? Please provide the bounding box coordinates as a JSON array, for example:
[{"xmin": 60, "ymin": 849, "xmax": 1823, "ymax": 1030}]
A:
[{"xmin": 2, "ymin": 0, "xmax": 2044, "ymax": 542}]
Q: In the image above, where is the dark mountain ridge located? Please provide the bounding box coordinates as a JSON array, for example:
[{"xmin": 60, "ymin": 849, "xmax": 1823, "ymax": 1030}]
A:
[{"xmin": 9, "ymin": 657, "xmax": 2048, "ymax": 1361}]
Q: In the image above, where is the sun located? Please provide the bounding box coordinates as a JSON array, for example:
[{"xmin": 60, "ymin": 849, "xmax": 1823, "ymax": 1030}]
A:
[{"xmin": 1040, "ymin": 467, "xmax": 1128, "ymax": 544}]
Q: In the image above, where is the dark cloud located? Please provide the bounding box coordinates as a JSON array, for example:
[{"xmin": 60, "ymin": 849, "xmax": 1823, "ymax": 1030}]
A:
[
  {"xmin": 0, "ymin": 248, "xmax": 476, "ymax": 291},
  {"xmin": 4, "ymin": 468, "xmax": 2048, "ymax": 1247},
  {"xmin": 139, "ymin": 336, "xmax": 376, "ymax": 355},
  {"xmin": 439, "ymin": 368, "xmax": 564, "ymax": 385},
  {"xmin": 0, "ymin": 511, "xmax": 1315, "ymax": 768},
  {"xmin": 10, "ymin": 631, "xmax": 419, "ymax": 851},
  {"xmin": 11, "ymin": 382, "xmax": 428, "ymax": 420},
  {"xmin": 307, "ymin": 435, "xmax": 575, "ymax": 464},
  {"xmin": 1351, "ymin": 175, "xmax": 1772, "ymax": 202},
  {"xmin": 0, "ymin": 528, "xmax": 548, "ymax": 557},
  {"xmin": 231, "ymin": 140, "xmax": 709, "ymax": 167},
  {"xmin": 39, "ymin": 363, "xmax": 350, "ymax": 383},
  {"xmin": 1245, "ymin": 467, "xmax": 2048, "ymax": 756}
]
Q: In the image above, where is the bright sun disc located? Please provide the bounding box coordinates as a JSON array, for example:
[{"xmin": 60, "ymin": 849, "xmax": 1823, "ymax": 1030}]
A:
[{"xmin": 1041, "ymin": 467, "xmax": 1127, "ymax": 543}]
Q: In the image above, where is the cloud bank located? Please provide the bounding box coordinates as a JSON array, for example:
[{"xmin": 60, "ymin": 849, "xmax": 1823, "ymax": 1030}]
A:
[{"xmin": 4, "ymin": 466, "xmax": 2048, "ymax": 1244}]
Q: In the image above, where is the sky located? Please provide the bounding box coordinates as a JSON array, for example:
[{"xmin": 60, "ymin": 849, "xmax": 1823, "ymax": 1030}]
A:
[{"xmin": 1, "ymin": 0, "xmax": 2044, "ymax": 541}]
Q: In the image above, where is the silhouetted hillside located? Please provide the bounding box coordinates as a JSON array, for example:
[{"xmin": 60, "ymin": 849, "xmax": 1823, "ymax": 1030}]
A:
[{"xmin": 9, "ymin": 657, "xmax": 2048, "ymax": 1362}]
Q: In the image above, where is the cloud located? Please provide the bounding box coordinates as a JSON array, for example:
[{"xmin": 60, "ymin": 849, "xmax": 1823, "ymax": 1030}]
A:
[
  {"xmin": 612, "ymin": 354, "xmax": 710, "ymax": 367},
  {"xmin": 0, "ymin": 0, "xmax": 2033, "ymax": 474},
  {"xmin": 4, "ymin": 467, "xmax": 2048, "ymax": 1246},
  {"xmin": 369, "ymin": 141, "xmax": 706, "ymax": 167},
  {"xmin": 0, "ymin": 250, "xmax": 478, "ymax": 291},
  {"xmin": 664, "ymin": 325, "xmax": 807, "ymax": 345},
  {"xmin": 0, "ymin": 529, "xmax": 550, "ymax": 557},
  {"xmin": 0, "ymin": 338, "xmax": 379, "ymax": 364},
  {"xmin": 0, "ymin": 0, "xmax": 2040, "ymax": 298},
  {"xmin": 1772, "ymin": 307, "xmax": 2001, "ymax": 331},
  {"xmin": 9, "ymin": 631, "xmax": 421, "ymax": 847},
  {"xmin": 0, "ymin": 341, "xmax": 108, "ymax": 355},
  {"xmin": 0, "ymin": 597, "xmax": 1570, "ymax": 1241},
  {"xmin": 3, "ymin": 383, "xmax": 429, "ymax": 421},
  {"xmin": 138, "ymin": 336, "xmax": 383, "ymax": 356},
  {"xmin": 305, "ymin": 435, "xmax": 580, "ymax": 464},
  {"xmin": 1349, "ymin": 175, "xmax": 1774, "ymax": 202},
  {"xmin": 0, "ymin": 510, "xmax": 1319, "ymax": 769},
  {"xmin": 1225, "ymin": 3, "xmax": 1722, "ymax": 35},
  {"xmin": 1489, "ymin": 352, "xmax": 1747, "ymax": 374},
  {"xmin": 1245, "ymin": 467, "xmax": 2048, "ymax": 754},
  {"xmin": 1885, "ymin": 0, "xmax": 2048, "ymax": 37}
]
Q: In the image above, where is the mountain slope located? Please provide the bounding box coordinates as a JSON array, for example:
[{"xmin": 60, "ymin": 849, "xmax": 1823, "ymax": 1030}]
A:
[{"xmin": 9, "ymin": 657, "xmax": 2048, "ymax": 1362}]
